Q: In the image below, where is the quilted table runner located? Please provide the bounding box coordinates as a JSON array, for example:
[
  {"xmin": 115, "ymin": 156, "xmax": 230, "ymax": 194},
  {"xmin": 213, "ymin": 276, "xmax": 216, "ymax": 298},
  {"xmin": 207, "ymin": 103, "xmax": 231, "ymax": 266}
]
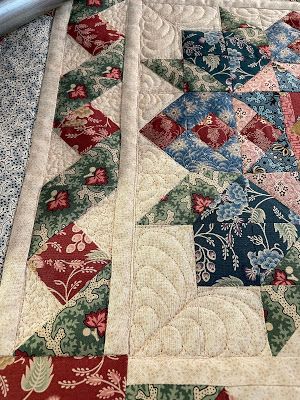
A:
[{"xmin": 1, "ymin": 0, "xmax": 300, "ymax": 398}]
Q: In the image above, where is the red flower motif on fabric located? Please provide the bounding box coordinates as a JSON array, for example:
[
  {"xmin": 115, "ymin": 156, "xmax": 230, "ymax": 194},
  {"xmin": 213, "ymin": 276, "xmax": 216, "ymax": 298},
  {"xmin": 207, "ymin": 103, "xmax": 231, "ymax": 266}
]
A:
[
  {"xmin": 104, "ymin": 67, "xmax": 122, "ymax": 79},
  {"xmin": 68, "ymin": 15, "xmax": 124, "ymax": 56},
  {"xmin": 140, "ymin": 113, "xmax": 185, "ymax": 149},
  {"xmin": 85, "ymin": 167, "xmax": 108, "ymax": 185},
  {"xmin": 192, "ymin": 194, "xmax": 213, "ymax": 214},
  {"xmin": 271, "ymin": 269, "xmax": 295, "ymax": 286},
  {"xmin": 68, "ymin": 84, "xmax": 87, "ymax": 99},
  {"xmin": 86, "ymin": 0, "xmax": 101, "ymax": 5},
  {"xmin": 47, "ymin": 191, "xmax": 70, "ymax": 212},
  {"xmin": 192, "ymin": 113, "xmax": 235, "ymax": 150},
  {"xmin": 259, "ymin": 45, "xmax": 272, "ymax": 58},
  {"xmin": 84, "ymin": 308, "xmax": 108, "ymax": 337}
]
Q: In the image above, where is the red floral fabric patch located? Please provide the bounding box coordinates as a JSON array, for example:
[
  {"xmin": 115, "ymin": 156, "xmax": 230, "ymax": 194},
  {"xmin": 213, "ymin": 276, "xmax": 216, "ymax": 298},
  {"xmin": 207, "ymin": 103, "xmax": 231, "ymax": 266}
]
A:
[
  {"xmin": 68, "ymin": 84, "xmax": 88, "ymax": 99},
  {"xmin": 240, "ymin": 114, "xmax": 282, "ymax": 152},
  {"xmin": 28, "ymin": 223, "xmax": 110, "ymax": 304},
  {"xmin": 54, "ymin": 103, "xmax": 119, "ymax": 154},
  {"xmin": 68, "ymin": 14, "xmax": 124, "ymax": 55},
  {"xmin": 87, "ymin": 0, "xmax": 102, "ymax": 6},
  {"xmin": 192, "ymin": 194, "xmax": 213, "ymax": 214},
  {"xmin": 191, "ymin": 113, "xmax": 235, "ymax": 149},
  {"xmin": 271, "ymin": 269, "xmax": 296, "ymax": 286},
  {"xmin": 0, "ymin": 355, "xmax": 128, "ymax": 399},
  {"xmin": 84, "ymin": 308, "xmax": 108, "ymax": 336},
  {"xmin": 46, "ymin": 190, "xmax": 70, "ymax": 212},
  {"xmin": 140, "ymin": 113, "xmax": 185, "ymax": 149},
  {"xmin": 282, "ymin": 11, "xmax": 300, "ymax": 31}
]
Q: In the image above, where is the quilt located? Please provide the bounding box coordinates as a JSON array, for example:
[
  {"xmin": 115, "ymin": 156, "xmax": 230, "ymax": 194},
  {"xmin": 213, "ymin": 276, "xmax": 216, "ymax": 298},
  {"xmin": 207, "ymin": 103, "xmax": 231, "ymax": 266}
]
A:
[{"xmin": 1, "ymin": 0, "xmax": 300, "ymax": 398}]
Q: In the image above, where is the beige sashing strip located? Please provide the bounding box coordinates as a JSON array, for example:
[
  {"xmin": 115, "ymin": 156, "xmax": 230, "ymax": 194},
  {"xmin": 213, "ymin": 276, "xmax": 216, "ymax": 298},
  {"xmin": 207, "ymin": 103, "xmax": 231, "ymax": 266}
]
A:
[
  {"xmin": 104, "ymin": 0, "xmax": 142, "ymax": 355},
  {"xmin": 0, "ymin": 1, "xmax": 73, "ymax": 355},
  {"xmin": 143, "ymin": 0, "xmax": 300, "ymax": 11},
  {"xmin": 127, "ymin": 356, "xmax": 300, "ymax": 386}
]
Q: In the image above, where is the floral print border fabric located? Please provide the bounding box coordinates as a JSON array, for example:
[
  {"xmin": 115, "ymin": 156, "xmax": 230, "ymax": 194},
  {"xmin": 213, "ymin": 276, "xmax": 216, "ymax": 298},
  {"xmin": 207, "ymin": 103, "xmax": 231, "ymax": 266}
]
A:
[{"xmin": 0, "ymin": 355, "xmax": 128, "ymax": 399}]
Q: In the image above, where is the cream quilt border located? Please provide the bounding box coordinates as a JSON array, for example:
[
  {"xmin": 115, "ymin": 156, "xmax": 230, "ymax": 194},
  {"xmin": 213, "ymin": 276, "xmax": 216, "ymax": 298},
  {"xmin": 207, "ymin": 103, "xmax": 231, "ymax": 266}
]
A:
[{"xmin": 128, "ymin": 356, "xmax": 300, "ymax": 386}]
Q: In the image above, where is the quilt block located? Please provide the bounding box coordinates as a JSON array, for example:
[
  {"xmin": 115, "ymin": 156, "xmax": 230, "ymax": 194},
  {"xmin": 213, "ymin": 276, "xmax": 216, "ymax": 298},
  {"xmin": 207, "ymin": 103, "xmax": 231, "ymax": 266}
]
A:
[{"xmin": 1, "ymin": 0, "xmax": 300, "ymax": 399}]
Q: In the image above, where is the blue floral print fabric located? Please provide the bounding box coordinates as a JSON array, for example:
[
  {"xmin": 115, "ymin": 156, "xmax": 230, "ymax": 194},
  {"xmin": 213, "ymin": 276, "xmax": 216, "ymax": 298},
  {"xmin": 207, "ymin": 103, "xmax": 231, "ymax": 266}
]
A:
[
  {"xmin": 182, "ymin": 31, "xmax": 226, "ymax": 56},
  {"xmin": 194, "ymin": 176, "xmax": 300, "ymax": 286},
  {"xmin": 193, "ymin": 221, "xmax": 299, "ymax": 286},
  {"xmin": 165, "ymin": 131, "xmax": 241, "ymax": 173},
  {"xmin": 232, "ymin": 91, "xmax": 285, "ymax": 130},
  {"xmin": 155, "ymin": 92, "xmax": 242, "ymax": 172},
  {"xmin": 267, "ymin": 21, "xmax": 300, "ymax": 63},
  {"xmin": 164, "ymin": 92, "xmax": 236, "ymax": 129},
  {"xmin": 182, "ymin": 29, "xmax": 270, "ymax": 91},
  {"xmin": 199, "ymin": 176, "xmax": 299, "ymax": 224},
  {"xmin": 274, "ymin": 68, "xmax": 300, "ymax": 92}
]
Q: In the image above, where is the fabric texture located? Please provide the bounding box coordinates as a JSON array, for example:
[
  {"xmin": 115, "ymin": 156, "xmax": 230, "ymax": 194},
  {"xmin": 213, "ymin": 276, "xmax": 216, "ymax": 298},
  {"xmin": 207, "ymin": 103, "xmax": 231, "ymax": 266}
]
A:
[
  {"xmin": 2, "ymin": 1, "xmax": 300, "ymax": 399},
  {"xmin": 0, "ymin": 15, "xmax": 53, "ymax": 281}
]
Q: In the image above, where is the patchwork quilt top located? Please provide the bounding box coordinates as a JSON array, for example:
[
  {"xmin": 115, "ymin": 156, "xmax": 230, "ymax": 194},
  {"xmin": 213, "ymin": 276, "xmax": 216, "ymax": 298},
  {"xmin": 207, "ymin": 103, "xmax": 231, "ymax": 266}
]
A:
[{"xmin": 1, "ymin": 0, "xmax": 300, "ymax": 398}]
